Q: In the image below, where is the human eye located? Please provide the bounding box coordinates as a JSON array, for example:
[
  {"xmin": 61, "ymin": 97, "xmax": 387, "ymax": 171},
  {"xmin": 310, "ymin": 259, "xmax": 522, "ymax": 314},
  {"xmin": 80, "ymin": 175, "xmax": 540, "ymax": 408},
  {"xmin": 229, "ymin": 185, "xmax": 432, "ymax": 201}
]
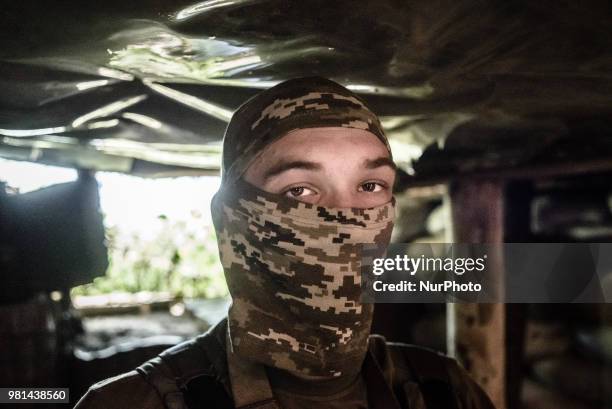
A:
[
  {"xmin": 283, "ymin": 185, "xmax": 317, "ymax": 198},
  {"xmin": 359, "ymin": 181, "xmax": 387, "ymax": 193}
]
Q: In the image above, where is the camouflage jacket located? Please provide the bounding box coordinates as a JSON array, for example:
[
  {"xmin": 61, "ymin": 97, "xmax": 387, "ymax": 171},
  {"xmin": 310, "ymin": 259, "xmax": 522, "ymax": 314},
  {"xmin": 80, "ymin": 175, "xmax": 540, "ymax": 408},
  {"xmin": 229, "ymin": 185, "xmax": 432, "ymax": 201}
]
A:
[{"xmin": 74, "ymin": 318, "xmax": 495, "ymax": 409}]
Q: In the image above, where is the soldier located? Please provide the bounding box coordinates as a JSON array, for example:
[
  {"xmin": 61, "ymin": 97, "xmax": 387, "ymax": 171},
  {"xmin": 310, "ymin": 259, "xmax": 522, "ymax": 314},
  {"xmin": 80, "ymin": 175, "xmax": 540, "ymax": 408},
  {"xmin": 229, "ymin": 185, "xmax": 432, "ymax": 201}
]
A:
[{"xmin": 74, "ymin": 77, "xmax": 495, "ymax": 409}]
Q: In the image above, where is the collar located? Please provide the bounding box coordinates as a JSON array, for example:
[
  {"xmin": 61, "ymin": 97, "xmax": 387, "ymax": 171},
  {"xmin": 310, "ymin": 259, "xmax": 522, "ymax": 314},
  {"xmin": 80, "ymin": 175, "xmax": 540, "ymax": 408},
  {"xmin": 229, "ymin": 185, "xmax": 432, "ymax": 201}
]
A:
[{"xmin": 225, "ymin": 326, "xmax": 401, "ymax": 409}]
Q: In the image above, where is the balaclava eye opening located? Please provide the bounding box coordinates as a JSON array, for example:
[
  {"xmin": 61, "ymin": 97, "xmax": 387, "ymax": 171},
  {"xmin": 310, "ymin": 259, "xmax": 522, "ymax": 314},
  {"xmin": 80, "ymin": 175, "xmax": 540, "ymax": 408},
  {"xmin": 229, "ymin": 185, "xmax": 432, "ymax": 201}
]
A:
[
  {"xmin": 212, "ymin": 77, "xmax": 395, "ymax": 378},
  {"xmin": 219, "ymin": 76, "xmax": 392, "ymax": 185}
]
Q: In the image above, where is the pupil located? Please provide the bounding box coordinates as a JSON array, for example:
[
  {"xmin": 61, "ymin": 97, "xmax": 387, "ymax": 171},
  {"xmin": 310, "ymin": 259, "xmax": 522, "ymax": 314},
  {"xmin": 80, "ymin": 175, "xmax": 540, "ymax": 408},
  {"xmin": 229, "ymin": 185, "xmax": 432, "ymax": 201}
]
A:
[
  {"xmin": 363, "ymin": 183, "xmax": 375, "ymax": 192},
  {"xmin": 291, "ymin": 187, "xmax": 304, "ymax": 196}
]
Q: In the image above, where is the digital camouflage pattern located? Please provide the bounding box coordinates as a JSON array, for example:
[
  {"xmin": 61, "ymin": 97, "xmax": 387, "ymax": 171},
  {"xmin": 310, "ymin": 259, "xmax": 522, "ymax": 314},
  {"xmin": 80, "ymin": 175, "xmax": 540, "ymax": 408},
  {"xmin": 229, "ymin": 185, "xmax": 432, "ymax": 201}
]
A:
[
  {"xmin": 212, "ymin": 179, "xmax": 395, "ymax": 377},
  {"xmin": 221, "ymin": 76, "xmax": 390, "ymax": 185},
  {"xmin": 211, "ymin": 76, "xmax": 395, "ymax": 377}
]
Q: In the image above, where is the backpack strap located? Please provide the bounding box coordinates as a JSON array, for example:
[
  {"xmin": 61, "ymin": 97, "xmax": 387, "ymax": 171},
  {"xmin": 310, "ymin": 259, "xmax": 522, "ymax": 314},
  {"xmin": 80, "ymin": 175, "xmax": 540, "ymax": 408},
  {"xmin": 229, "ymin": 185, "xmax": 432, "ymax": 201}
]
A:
[
  {"xmin": 137, "ymin": 320, "xmax": 234, "ymax": 409},
  {"xmin": 137, "ymin": 356, "xmax": 188, "ymax": 409},
  {"xmin": 362, "ymin": 348, "xmax": 403, "ymax": 409},
  {"xmin": 393, "ymin": 344, "xmax": 460, "ymax": 409},
  {"xmin": 225, "ymin": 329, "xmax": 281, "ymax": 409}
]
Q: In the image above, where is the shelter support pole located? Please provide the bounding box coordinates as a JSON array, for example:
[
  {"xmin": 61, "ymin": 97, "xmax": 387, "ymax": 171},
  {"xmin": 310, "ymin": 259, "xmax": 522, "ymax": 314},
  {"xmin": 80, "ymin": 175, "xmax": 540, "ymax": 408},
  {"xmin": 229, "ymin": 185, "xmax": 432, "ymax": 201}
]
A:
[{"xmin": 446, "ymin": 180, "xmax": 507, "ymax": 409}]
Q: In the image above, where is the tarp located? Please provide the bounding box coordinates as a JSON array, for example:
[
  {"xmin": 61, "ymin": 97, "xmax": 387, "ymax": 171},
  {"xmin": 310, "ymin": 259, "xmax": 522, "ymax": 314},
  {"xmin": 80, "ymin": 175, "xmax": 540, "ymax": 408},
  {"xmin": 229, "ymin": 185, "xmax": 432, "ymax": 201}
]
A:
[{"xmin": 1, "ymin": 0, "xmax": 612, "ymax": 176}]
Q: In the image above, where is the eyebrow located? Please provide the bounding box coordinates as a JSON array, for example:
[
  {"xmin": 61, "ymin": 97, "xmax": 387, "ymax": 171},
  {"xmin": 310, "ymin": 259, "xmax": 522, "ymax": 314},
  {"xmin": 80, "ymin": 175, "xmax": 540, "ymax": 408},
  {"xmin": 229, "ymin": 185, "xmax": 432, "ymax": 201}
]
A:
[
  {"xmin": 364, "ymin": 156, "xmax": 397, "ymax": 170},
  {"xmin": 263, "ymin": 160, "xmax": 322, "ymax": 181},
  {"xmin": 262, "ymin": 156, "xmax": 396, "ymax": 181}
]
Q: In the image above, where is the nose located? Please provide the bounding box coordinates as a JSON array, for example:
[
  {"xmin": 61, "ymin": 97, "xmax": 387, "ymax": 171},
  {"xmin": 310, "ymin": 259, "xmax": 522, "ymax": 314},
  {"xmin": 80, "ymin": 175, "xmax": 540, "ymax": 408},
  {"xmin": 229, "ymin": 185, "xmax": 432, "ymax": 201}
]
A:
[{"xmin": 319, "ymin": 189, "xmax": 356, "ymax": 208}]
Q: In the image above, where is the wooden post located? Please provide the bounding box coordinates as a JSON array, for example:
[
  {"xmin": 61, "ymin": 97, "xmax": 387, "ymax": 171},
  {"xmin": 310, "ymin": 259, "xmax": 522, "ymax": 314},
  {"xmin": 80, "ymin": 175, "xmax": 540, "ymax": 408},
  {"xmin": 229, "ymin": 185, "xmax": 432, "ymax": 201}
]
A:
[{"xmin": 446, "ymin": 180, "xmax": 506, "ymax": 409}]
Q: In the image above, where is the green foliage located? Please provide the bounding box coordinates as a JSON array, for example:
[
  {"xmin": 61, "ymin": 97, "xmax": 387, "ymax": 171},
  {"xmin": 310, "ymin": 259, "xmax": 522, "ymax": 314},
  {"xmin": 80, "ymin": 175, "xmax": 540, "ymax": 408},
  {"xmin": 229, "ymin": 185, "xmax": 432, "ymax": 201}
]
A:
[{"xmin": 72, "ymin": 213, "xmax": 228, "ymax": 299}]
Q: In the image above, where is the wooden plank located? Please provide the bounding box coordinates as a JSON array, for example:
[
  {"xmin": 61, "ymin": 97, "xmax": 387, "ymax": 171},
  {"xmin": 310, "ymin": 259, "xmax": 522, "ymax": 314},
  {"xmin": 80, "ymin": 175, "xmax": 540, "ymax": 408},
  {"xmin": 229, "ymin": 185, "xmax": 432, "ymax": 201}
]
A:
[
  {"xmin": 401, "ymin": 157, "xmax": 612, "ymax": 189},
  {"xmin": 446, "ymin": 180, "xmax": 506, "ymax": 409}
]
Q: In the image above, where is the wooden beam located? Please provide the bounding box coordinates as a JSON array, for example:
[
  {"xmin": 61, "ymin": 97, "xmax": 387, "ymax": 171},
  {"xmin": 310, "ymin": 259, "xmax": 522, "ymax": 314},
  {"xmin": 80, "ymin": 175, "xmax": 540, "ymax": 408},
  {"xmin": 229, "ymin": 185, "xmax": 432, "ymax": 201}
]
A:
[
  {"xmin": 400, "ymin": 157, "xmax": 612, "ymax": 189},
  {"xmin": 446, "ymin": 180, "xmax": 506, "ymax": 409}
]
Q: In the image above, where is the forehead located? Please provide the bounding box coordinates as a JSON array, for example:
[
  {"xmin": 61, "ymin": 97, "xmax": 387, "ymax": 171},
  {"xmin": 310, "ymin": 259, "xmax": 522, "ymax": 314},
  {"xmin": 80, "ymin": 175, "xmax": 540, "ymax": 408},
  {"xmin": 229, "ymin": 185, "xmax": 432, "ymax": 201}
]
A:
[{"xmin": 263, "ymin": 127, "xmax": 390, "ymax": 157}]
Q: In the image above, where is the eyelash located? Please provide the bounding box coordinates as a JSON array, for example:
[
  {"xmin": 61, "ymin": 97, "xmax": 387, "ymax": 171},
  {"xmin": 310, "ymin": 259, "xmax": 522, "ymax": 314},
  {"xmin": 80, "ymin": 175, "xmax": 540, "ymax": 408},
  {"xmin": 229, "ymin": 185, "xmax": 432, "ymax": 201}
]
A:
[
  {"xmin": 283, "ymin": 181, "xmax": 388, "ymax": 197},
  {"xmin": 359, "ymin": 181, "xmax": 388, "ymax": 193},
  {"xmin": 284, "ymin": 185, "xmax": 316, "ymax": 198},
  {"xmin": 285, "ymin": 186, "xmax": 310, "ymax": 197}
]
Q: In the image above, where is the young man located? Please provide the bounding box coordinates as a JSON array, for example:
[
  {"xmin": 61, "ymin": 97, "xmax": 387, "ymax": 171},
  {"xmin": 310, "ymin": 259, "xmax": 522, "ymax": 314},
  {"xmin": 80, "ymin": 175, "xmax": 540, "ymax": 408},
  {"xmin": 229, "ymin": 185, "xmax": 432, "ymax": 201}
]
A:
[{"xmin": 74, "ymin": 77, "xmax": 495, "ymax": 409}]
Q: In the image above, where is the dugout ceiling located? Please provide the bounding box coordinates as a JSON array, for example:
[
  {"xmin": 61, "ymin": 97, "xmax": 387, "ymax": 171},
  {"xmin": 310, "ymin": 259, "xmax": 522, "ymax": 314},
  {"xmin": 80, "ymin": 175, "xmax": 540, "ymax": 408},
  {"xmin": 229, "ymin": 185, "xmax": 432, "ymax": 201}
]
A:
[{"xmin": 1, "ymin": 0, "xmax": 611, "ymax": 178}]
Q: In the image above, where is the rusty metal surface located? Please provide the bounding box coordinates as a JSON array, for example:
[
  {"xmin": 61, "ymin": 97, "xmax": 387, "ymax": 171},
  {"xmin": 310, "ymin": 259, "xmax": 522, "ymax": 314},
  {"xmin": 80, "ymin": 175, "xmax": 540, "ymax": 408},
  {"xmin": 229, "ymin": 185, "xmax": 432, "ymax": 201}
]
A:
[{"xmin": 1, "ymin": 0, "xmax": 612, "ymax": 174}]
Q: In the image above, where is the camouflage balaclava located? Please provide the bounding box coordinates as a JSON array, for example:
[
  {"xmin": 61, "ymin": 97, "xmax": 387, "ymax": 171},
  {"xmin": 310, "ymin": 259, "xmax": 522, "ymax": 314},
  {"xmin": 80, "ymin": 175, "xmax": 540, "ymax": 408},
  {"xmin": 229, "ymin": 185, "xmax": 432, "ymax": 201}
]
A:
[{"xmin": 211, "ymin": 77, "xmax": 395, "ymax": 378}]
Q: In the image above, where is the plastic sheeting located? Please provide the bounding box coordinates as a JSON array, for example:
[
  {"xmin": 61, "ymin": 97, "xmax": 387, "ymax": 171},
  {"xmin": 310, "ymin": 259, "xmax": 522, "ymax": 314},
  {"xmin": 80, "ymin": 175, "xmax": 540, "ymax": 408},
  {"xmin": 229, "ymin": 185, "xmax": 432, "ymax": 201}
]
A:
[
  {"xmin": 1, "ymin": 0, "xmax": 612, "ymax": 176},
  {"xmin": 0, "ymin": 175, "xmax": 108, "ymax": 301}
]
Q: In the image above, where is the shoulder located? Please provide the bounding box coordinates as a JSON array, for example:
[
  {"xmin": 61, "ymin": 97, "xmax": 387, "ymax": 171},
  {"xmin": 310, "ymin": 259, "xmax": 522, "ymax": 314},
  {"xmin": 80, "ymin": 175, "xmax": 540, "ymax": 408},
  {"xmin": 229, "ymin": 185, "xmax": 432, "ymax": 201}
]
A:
[
  {"xmin": 73, "ymin": 369, "xmax": 164, "ymax": 409},
  {"xmin": 368, "ymin": 334, "xmax": 496, "ymax": 409},
  {"xmin": 74, "ymin": 320, "xmax": 229, "ymax": 409}
]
